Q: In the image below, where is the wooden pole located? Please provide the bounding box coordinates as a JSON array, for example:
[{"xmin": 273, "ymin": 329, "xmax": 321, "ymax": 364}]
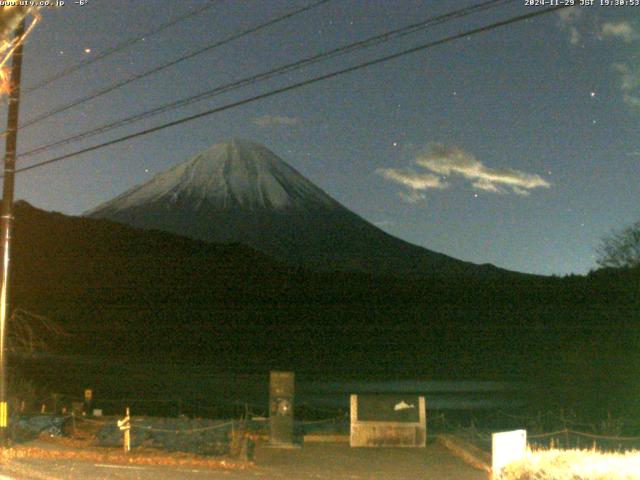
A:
[
  {"xmin": 123, "ymin": 407, "xmax": 130, "ymax": 453},
  {"xmin": 0, "ymin": 18, "xmax": 26, "ymax": 446}
]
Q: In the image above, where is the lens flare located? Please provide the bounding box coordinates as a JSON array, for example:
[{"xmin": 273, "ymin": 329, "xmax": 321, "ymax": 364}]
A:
[
  {"xmin": 0, "ymin": 67, "xmax": 9, "ymax": 97},
  {"xmin": 0, "ymin": 6, "xmax": 41, "ymax": 98}
]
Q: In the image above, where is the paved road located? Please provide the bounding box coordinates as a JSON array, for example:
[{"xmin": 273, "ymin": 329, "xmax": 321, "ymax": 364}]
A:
[{"xmin": 0, "ymin": 443, "xmax": 487, "ymax": 479}]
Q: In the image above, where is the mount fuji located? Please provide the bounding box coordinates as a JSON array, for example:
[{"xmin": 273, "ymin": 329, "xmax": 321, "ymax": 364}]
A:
[{"xmin": 85, "ymin": 139, "xmax": 502, "ymax": 276}]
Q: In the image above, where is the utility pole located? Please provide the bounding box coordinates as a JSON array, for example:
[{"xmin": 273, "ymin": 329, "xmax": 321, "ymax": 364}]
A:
[{"xmin": 0, "ymin": 18, "xmax": 26, "ymax": 445}]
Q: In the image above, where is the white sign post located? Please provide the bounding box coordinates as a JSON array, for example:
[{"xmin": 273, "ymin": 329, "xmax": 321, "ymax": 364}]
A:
[
  {"xmin": 117, "ymin": 407, "xmax": 131, "ymax": 454},
  {"xmin": 492, "ymin": 429, "xmax": 526, "ymax": 479}
]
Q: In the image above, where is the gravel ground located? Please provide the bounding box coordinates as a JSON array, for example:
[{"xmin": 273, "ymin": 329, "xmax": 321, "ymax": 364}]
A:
[{"xmin": 0, "ymin": 441, "xmax": 488, "ymax": 479}]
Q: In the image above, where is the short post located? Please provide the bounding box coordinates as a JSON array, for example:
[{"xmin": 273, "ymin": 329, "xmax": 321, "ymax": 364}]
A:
[
  {"xmin": 492, "ymin": 430, "xmax": 527, "ymax": 479},
  {"xmin": 269, "ymin": 371, "xmax": 295, "ymax": 447},
  {"xmin": 117, "ymin": 407, "xmax": 131, "ymax": 453},
  {"xmin": 83, "ymin": 389, "xmax": 92, "ymax": 417}
]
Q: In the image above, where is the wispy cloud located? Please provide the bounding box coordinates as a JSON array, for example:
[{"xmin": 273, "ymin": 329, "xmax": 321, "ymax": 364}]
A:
[
  {"xmin": 376, "ymin": 166, "xmax": 448, "ymax": 203},
  {"xmin": 569, "ymin": 27, "xmax": 580, "ymax": 46},
  {"xmin": 556, "ymin": 11, "xmax": 640, "ymax": 109},
  {"xmin": 254, "ymin": 115, "xmax": 300, "ymax": 128},
  {"xmin": 613, "ymin": 63, "xmax": 640, "ymax": 108},
  {"xmin": 557, "ymin": 7, "xmax": 581, "ymax": 24},
  {"xmin": 557, "ymin": 11, "xmax": 639, "ymax": 45},
  {"xmin": 378, "ymin": 144, "xmax": 550, "ymax": 201},
  {"xmin": 416, "ymin": 144, "xmax": 550, "ymax": 195},
  {"xmin": 376, "ymin": 168, "xmax": 448, "ymax": 191},
  {"xmin": 398, "ymin": 191, "xmax": 426, "ymax": 204},
  {"xmin": 597, "ymin": 20, "xmax": 640, "ymax": 108},
  {"xmin": 472, "ymin": 178, "xmax": 501, "ymax": 193},
  {"xmin": 601, "ymin": 21, "xmax": 639, "ymax": 43},
  {"xmin": 557, "ymin": 7, "xmax": 583, "ymax": 45}
]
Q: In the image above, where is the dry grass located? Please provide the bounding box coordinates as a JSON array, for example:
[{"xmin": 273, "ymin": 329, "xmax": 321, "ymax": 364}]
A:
[
  {"xmin": 0, "ymin": 434, "xmax": 252, "ymax": 471},
  {"xmin": 498, "ymin": 448, "xmax": 640, "ymax": 480}
]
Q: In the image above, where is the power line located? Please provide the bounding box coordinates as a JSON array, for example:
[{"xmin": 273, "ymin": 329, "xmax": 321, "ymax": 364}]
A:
[
  {"xmin": 12, "ymin": 5, "xmax": 568, "ymax": 176},
  {"xmin": 17, "ymin": 0, "xmax": 333, "ymax": 130},
  {"xmin": 23, "ymin": 1, "xmax": 220, "ymax": 95},
  {"xmin": 19, "ymin": 0, "xmax": 513, "ymax": 159}
]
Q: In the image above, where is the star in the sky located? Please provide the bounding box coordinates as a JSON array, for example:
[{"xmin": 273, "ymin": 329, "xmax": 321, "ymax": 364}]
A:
[{"xmin": 590, "ymin": 91, "xmax": 596, "ymax": 98}]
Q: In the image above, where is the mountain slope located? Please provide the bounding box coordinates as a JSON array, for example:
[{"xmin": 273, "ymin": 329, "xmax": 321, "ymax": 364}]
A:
[{"xmin": 86, "ymin": 139, "xmax": 502, "ymax": 276}]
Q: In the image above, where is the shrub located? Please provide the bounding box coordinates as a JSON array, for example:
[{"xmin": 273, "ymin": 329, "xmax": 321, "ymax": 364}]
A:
[{"xmin": 499, "ymin": 449, "xmax": 640, "ymax": 480}]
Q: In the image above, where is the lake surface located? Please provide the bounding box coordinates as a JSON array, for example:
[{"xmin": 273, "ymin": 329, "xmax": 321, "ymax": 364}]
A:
[{"xmin": 15, "ymin": 353, "xmax": 530, "ymax": 416}]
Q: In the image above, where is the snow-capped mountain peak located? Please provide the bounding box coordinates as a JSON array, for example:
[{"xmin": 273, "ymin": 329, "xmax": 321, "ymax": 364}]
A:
[
  {"xmin": 90, "ymin": 139, "xmax": 338, "ymax": 214},
  {"xmin": 87, "ymin": 139, "xmax": 500, "ymax": 276}
]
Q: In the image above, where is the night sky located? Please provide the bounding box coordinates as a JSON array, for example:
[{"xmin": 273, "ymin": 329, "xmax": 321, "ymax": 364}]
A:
[{"xmin": 5, "ymin": 0, "xmax": 640, "ymax": 276}]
